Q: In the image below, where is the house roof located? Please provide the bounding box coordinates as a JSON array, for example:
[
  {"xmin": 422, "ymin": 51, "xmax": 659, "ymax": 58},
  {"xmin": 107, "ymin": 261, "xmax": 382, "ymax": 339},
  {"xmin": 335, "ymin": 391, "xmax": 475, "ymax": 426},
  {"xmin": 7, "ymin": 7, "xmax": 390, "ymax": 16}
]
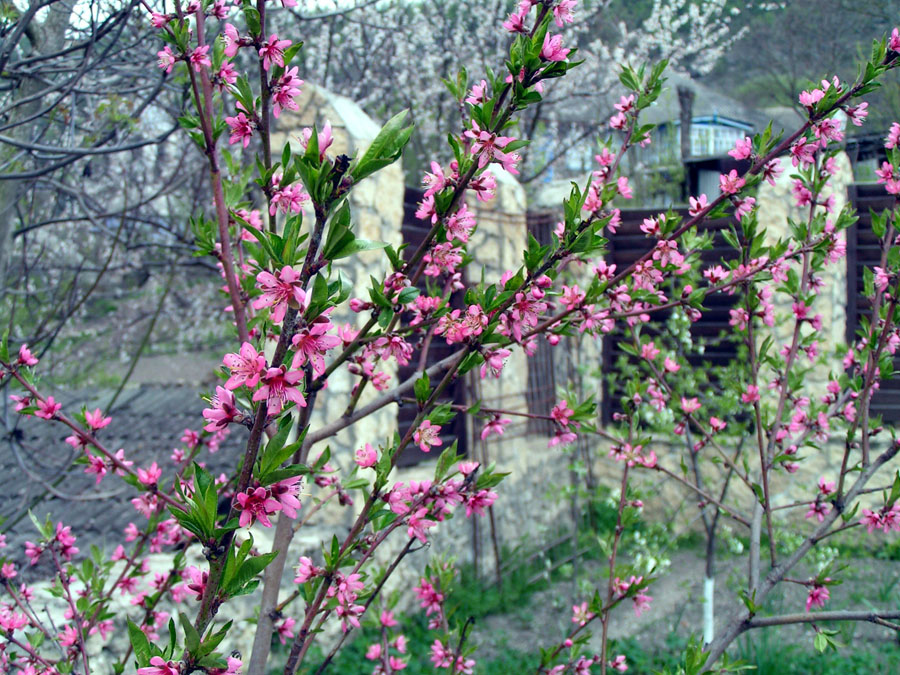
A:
[{"xmin": 637, "ymin": 71, "xmax": 799, "ymax": 133}]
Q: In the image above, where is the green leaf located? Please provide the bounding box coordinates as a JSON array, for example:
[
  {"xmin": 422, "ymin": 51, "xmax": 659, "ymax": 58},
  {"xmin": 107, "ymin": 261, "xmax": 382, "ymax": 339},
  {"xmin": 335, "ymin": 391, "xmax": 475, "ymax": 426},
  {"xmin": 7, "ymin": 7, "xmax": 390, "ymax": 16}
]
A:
[
  {"xmin": 198, "ymin": 620, "xmax": 233, "ymax": 657},
  {"xmin": 330, "ymin": 237, "xmax": 388, "ymax": 260},
  {"xmin": 434, "ymin": 440, "xmax": 459, "ymax": 481},
  {"xmin": 181, "ymin": 612, "xmax": 201, "ymax": 654},
  {"xmin": 240, "ymin": 222, "xmax": 279, "ymax": 265},
  {"xmin": 243, "ymin": 7, "xmax": 261, "ymax": 35},
  {"xmin": 226, "ymin": 551, "xmax": 277, "ymax": 596},
  {"xmin": 397, "ymin": 286, "xmax": 420, "ymax": 305},
  {"xmin": 414, "ymin": 373, "xmax": 431, "ymax": 405},
  {"xmin": 127, "ymin": 620, "xmax": 152, "ymax": 666},
  {"xmin": 351, "ymin": 110, "xmax": 414, "ymax": 182}
]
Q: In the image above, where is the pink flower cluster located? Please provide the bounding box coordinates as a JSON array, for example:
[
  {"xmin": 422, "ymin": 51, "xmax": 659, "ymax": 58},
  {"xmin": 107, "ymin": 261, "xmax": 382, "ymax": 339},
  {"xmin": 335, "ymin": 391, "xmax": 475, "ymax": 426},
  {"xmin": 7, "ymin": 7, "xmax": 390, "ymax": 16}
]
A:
[{"xmin": 234, "ymin": 475, "xmax": 302, "ymax": 528}]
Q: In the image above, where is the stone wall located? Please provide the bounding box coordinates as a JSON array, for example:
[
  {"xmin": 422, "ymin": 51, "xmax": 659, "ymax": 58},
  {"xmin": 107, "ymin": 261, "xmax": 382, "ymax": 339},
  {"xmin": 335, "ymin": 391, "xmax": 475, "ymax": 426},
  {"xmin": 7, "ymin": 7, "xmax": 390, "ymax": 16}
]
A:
[{"xmin": 270, "ymin": 84, "xmax": 403, "ymax": 463}]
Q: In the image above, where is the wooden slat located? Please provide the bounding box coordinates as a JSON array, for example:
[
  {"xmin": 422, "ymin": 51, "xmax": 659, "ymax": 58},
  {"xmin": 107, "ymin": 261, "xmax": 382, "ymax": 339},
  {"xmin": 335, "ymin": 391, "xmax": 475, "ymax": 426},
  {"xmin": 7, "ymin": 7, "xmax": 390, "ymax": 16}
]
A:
[
  {"xmin": 395, "ymin": 187, "xmax": 468, "ymax": 466},
  {"xmin": 525, "ymin": 212, "xmax": 559, "ymax": 434},
  {"xmin": 846, "ymin": 183, "xmax": 900, "ymax": 422},
  {"xmin": 600, "ymin": 208, "xmax": 742, "ymax": 422}
]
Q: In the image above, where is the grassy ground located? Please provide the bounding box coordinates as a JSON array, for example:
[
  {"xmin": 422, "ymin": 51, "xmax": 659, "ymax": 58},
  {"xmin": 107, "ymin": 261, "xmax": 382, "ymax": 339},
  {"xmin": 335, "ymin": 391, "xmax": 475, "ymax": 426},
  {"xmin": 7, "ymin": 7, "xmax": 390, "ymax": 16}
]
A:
[{"xmin": 269, "ymin": 501, "xmax": 900, "ymax": 674}]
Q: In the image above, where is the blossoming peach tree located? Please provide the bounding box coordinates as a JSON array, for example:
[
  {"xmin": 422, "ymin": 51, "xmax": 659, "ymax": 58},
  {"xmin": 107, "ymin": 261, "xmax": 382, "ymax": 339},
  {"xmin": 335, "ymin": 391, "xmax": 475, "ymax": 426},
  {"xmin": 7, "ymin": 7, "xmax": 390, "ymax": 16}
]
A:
[{"xmin": 3, "ymin": 1, "xmax": 900, "ymax": 674}]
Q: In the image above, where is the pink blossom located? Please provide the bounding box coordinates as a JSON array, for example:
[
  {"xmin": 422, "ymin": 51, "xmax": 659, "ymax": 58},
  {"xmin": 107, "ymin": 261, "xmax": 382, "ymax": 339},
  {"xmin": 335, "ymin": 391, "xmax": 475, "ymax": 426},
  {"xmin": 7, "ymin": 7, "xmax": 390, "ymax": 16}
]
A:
[
  {"xmin": 253, "ymin": 266, "xmax": 308, "ymax": 324},
  {"xmin": 253, "ymin": 366, "xmax": 306, "ymax": 415},
  {"xmin": 445, "ymin": 204, "xmax": 476, "ymax": 242},
  {"xmin": 291, "ymin": 319, "xmax": 340, "ymax": 375},
  {"xmin": 799, "ymin": 88, "xmax": 824, "ymax": 107},
  {"xmin": 553, "ymin": 0, "xmax": 576, "ymax": 26},
  {"xmin": 431, "ymin": 640, "xmax": 453, "ymax": 668},
  {"xmin": 463, "ymin": 489, "xmax": 496, "ymax": 518},
  {"xmin": 415, "ymin": 193, "xmax": 437, "ymax": 223},
  {"xmin": 407, "ymin": 507, "xmax": 437, "ymax": 543},
  {"xmin": 373, "ymin": 335, "xmax": 413, "ymax": 366},
  {"xmin": 503, "ymin": 6, "xmax": 529, "ymax": 33},
  {"xmin": 887, "ymin": 122, "xmax": 900, "ymax": 150},
  {"xmin": 235, "ymin": 486, "xmax": 282, "ymax": 528},
  {"xmin": 354, "ymin": 443, "xmax": 378, "ymax": 468},
  {"xmin": 688, "ymin": 194, "xmax": 708, "ymax": 216},
  {"xmin": 272, "ymin": 67, "xmax": 303, "ymax": 118},
  {"xmin": 681, "ymin": 397, "xmax": 701, "ymax": 415},
  {"xmin": 137, "ymin": 462, "xmax": 162, "ymax": 486},
  {"xmin": 414, "ymin": 420, "xmax": 443, "ymax": 452},
  {"xmin": 583, "ymin": 184, "xmax": 603, "ymax": 212},
  {"xmin": 663, "ymin": 356, "xmax": 680, "ymax": 373},
  {"xmin": 259, "ymin": 34, "xmax": 291, "ymax": 71},
  {"xmin": 463, "ymin": 120, "xmax": 517, "ymax": 171},
  {"xmin": 763, "ymin": 158, "xmax": 784, "ymax": 186},
  {"xmin": 805, "ymin": 501, "xmax": 829, "ymax": 522},
  {"xmin": 270, "ymin": 475, "xmax": 303, "ymax": 518},
  {"xmin": 551, "ymin": 400, "xmax": 574, "ymax": 426},
  {"xmin": 790, "ymin": 136, "xmax": 817, "ymax": 167},
  {"xmin": 226, "ymin": 112, "xmax": 256, "ymax": 148},
  {"xmin": 189, "ymin": 45, "xmax": 211, "ymax": 72},
  {"xmin": 276, "ymin": 616, "xmax": 296, "ymax": 645},
  {"xmin": 157, "ymin": 46, "xmax": 176, "ymax": 74},
  {"xmin": 609, "ymin": 655, "xmax": 628, "ymax": 672},
  {"xmin": 571, "ymin": 601, "xmax": 595, "ymax": 626},
  {"xmin": 470, "ymin": 170, "xmax": 497, "ymax": 201},
  {"xmin": 269, "ymin": 182, "xmax": 310, "ymax": 215},
  {"xmin": 805, "ymin": 584, "xmax": 829, "ymax": 612},
  {"xmin": 294, "ymin": 556, "xmax": 318, "ymax": 584},
  {"xmin": 24, "ymin": 540, "xmax": 43, "ymax": 565},
  {"xmin": 423, "ymin": 242, "xmax": 463, "ymax": 277},
  {"xmin": 423, "ymin": 161, "xmax": 448, "ymax": 196},
  {"xmin": 846, "ymin": 102, "xmax": 868, "ymax": 126},
  {"xmin": 181, "ymin": 428, "xmax": 199, "ymax": 449},
  {"xmin": 641, "ymin": 341, "xmax": 660, "ymax": 361},
  {"xmin": 728, "ymin": 136, "xmax": 753, "ymax": 160},
  {"xmin": 633, "ymin": 590, "xmax": 652, "ymax": 617},
  {"xmin": 184, "ymin": 565, "xmax": 208, "ymax": 600},
  {"xmin": 138, "ymin": 657, "xmax": 180, "ymax": 675},
  {"xmin": 150, "ymin": 12, "xmax": 170, "ymax": 28},
  {"xmin": 593, "ymin": 261, "xmax": 616, "ymax": 283},
  {"xmin": 223, "ymin": 23, "xmax": 241, "ymax": 58},
  {"xmin": 817, "ymin": 476, "xmax": 836, "ymax": 496},
  {"xmin": 84, "ymin": 451, "xmax": 107, "ymax": 484},
  {"xmin": 34, "ymin": 396, "xmax": 61, "ymax": 419},
  {"xmin": 734, "ymin": 196, "xmax": 755, "ymax": 221},
  {"xmin": 224, "ymin": 342, "xmax": 267, "ymax": 390},
  {"xmin": 891, "ymin": 27, "xmax": 900, "ymax": 52},
  {"xmin": 861, "ymin": 508, "xmax": 884, "ymax": 533},
  {"xmin": 299, "ymin": 121, "xmax": 334, "ymax": 162},
  {"xmin": 202, "ymin": 386, "xmax": 239, "ymax": 432},
  {"xmin": 481, "ymin": 416, "xmax": 511, "ymax": 440},
  {"xmin": 84, "ymin": 407, "xmax": 112, "ymax": 430},
  {"xmin": 17, "ymin": 344, "xmax": 38, "ymax": 366},
  {"xmin": 718, "ymin": 169, "xmax": 745, "ymax": 195},
  {"xmin": 742, "ymin": 384, "xmax": 760, "ymax": 404}
]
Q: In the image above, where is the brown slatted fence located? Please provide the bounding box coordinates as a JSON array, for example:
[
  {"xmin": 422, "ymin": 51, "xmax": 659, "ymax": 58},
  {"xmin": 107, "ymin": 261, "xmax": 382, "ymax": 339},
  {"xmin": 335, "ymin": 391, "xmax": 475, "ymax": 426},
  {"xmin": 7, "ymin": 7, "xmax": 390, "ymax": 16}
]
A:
[
  {"xmin": 600, "ymin": 208, "xmax": 741, "ymax": 423},
  {"xmin": 395, "ymin": 187, "xmax": 469, "ymax": 467},
  {"xmin": 525, "ymin": 211, "xmax": 559, "ymax": 435},
  {"xmin": 846, "ymin": 182, "xmax": 900, "ymax": 422}
]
